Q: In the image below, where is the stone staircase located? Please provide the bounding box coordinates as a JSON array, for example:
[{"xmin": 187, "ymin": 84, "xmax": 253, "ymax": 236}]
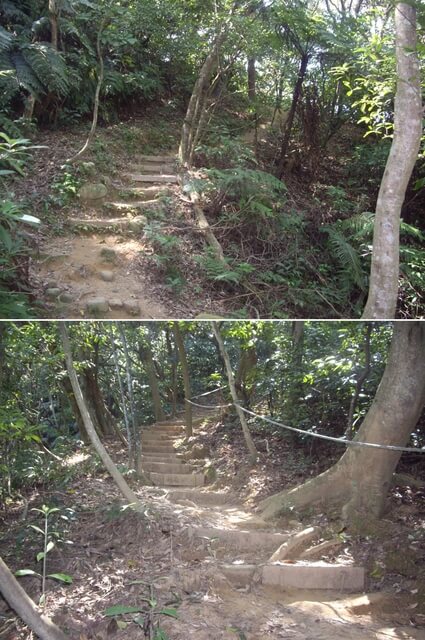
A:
[
  {"xmin": 69, "ymin": 154, "xmax": 179, "ymax": 231},
  {"xmin": 142, "ymin": 419, "xmax": 205, "ymax": 488}
]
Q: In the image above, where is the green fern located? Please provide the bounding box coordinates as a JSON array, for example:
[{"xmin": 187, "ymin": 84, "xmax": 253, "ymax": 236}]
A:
[{"xmin": 322, "ymin": 225, "xmax": 367, "ymax": 292}]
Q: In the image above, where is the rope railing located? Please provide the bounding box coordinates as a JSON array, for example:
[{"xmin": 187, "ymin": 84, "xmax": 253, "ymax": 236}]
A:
[{"xmin": 185, "ymin": 386, "xmax": 425, "ymax": 454}]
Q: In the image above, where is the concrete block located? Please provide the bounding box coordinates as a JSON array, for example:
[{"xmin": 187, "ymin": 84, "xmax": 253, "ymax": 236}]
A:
[
  {"xmin": 262, "ymin": 562, "xmax": 365, "ymax": 592},
  {"xmin": 126, "ymin": 174, "xmax": 178, "ymax": 183},
  {"xmin": 137, "ymin": 155, "xmax": 176, "ymax": 163},
  {"xmin": 221, "ymin": 564, "xmax": 257, "ymax": 586},
  {"xmin": 150, "ymin": 472, "xmax": 205, "ymax": 487},
  {"xmin": 189, "ymin": 526, "xmax": 288, "ymax": 552},
  {"xmin": 143, "ymin": 462, "xmax": 194, "ymax": 474}
]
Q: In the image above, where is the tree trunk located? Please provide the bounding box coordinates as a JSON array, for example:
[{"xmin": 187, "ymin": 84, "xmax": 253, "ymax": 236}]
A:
[
  {"xmin": 118, "ymin": 324, "xmax": 140, "ymax": 472},
  {"xmin": 345, "ymin": 323, "xmax": 373, "ymax": 438},
  {"xmin": 83, "ymin": 368, "xmax": 116, "ymax": 437},
  {"xmin": 165, "ymin": 326, "xmax": 178, "ymax": 417},
  {"xmin": 59, "ymin": 323, "xmax": 142, "ymax": 508},
  {"xmin": 212, "ymin": 323, "xmax": 258, "ymax": 460},
  {"xmin": 276, "ymin": 52, "xmax": 309, "ymax": 178},
  {"xmin": 139, "ymin": 342, "xmax": 166, "ymax": 423},
  {"xmin": 0, "ymin": 557, "xmax": 68, "ymax": 640},
  {"xmin": 49, "ymin": 0, "xmax": 58, "ymax": 50},
  {"xmin": 173, "ymin": 323, "xmax": 192, "ymax": 437},
  {"xmin": 259, "ymin": 322, "xmax": 425, "ymax": 524},
  {"xmin": 108, "ymin": 326, "xmax": 132, "ymax": 464},
  {"xmin": 68, "ymin": 17, "xmax": 106, "ymax": 163},
  {"xmin": 60, "ymin": 378, "xmax": 90, "ymax": 444},
  {"xmin": 235, "ymin": 345, "xmax": 257, "ymax": 408},
  {"xmin": 248, "ymin": 57, "xmax": 256, "ymax": 102},
  {"xmin": 179, "ymin": 29, "xmax": 228, "ymax": 167},
  {"xmin": 362, "ymin": 4, "xmax": 422, "ymax": 319}
]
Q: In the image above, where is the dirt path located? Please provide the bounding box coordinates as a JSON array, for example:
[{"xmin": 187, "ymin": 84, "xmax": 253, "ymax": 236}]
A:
[{"xmin": 32, "ymin": 154, "xmax": 224, "ymax": 319}]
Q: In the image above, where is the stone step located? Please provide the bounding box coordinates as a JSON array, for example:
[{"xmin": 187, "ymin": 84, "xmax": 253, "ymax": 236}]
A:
[
  {"xmin": 167, "ymin": 489, "xmax": 232, "ymax": 506},
  {"xmin": 142, "ymin": 455, "xmax": 183, "ymax": 463},
  {"xmin": 148, "ymin": 426, "xmax": 185, "ymax": 435},
  {"xmin": 103, "ymin": 200, "xmax": 161, "ymax": 212},
  {"xmin": 189, "ymin": 526, "xmax": 288, "ymax": 552},
  {"xmin": 121, "ymin": 186, "xmax": 171, "ymax": 199},
  {"xmin": 67, "ymin": 216, "xmax": 146, "ymax": 230},
  {"xmin": 132, "ymin": 164, "xmax": 176, "ymax": 174},
  {"xmin": 125, "ymin": 174, "xmax": 179, "ymax": 184},
  {"xmin": 142, "ymin": 444, "xmax": 177, "ymax": 453},
  {"xmin": 143, "ymin": 461, "xmax": 194, "ymax": 474},
  {"xmin": 137, "ymin": 155, "xmax": 176, "ymax": 163},
  {"xmin": 142, "ymin": 433, "xmax": 179, "ymax": 441},
  {"xmin": 262, "ymin": 563, "xmax": 365, "ymax": 592},
  {"xmin": 150, "ymin": 472, "xmax": 204, "ymax": 487}
]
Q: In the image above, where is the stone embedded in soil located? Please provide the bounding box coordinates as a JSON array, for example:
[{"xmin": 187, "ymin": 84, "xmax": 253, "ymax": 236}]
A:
[
  {"xmin": 59, "ymin": 292, "xmax": 73, "ymax": 303},
  {"xmin": 128, "ymin": 215, "xmax": 147, "ymax": 231},
  {"xmin": 124, "ymin": 300, "xmax": 141, "ymax": 316},
  {"xmin": 100, "ymin": 247, "xmax": 118, "ymax": 264},
  {"xmin": 262, "ymin": 562, "xmax": 365, "ymax": 592},
  {"xmin": 109, "ymin": 298, "xmax": 124, "ymax": 309},
  {"xmin": 46, "ymin": 287, "xmax": 62, "ymax": 299},
  {"xmin": 79, "ymin": 182, "xmax": 108, "ymax": 201},
  {"xmin": 86, "ymin": 297, "xmax": 109, "ymax": 315},
  {"xmin": 99, "ymin": 269, "xmax": 115, "ymax": 282}
]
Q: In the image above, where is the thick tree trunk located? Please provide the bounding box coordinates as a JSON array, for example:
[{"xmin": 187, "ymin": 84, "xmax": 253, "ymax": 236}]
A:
[
  {"xmin": 212, "ymin": 323, "xmax": 258, "ymax": 460},
  {"xmin": 179, "ymin": 30, "xmax": 228, "ymax": 167},
  {"xmin": 345, "ymin": 323, "xmax": 372, "ymax": 438},
  {"xmin": 83, "ymin": 369, "xmax": 116, "ymax": 437},
  {"xmin": 0, "ymin": 557, "xmax": 68, "ymax": 640},
  {"xmin": 259, "ymin": 322, "xmax": 425, "ymax": 524},
  {"xmin": 362, "ymin": 4, "xmax": 422, "ymax": 319},
  {"xmin": 60, "ymin": 378, "xmax": 90, "ymax": 444},
  {"xmin": 59, "ymin": 323, "xmax": 142, "ymax": 509},
  {"xmin": 276, "ymin": 53, "xmax": 309, "ymax": 178},
  {"xmin": 173, "ymin": 323, "xmax": 193, "ymax": 437},
  {"xmin": 139, "ymin": 342, "xmax": 166, "ymax": 423},
  {"xmin": 165, "ymin": 327, "xmax": 178, "ymax": 417},
  {"xmin": 235, "ymin": 345, "xmax": 257, "ymax": 408}
]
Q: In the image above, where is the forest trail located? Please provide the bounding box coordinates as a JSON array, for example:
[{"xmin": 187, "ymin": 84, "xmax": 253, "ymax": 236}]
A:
[
  {"xmin": 33, "ymin": 153, "xmax": 207, "ymax": 319},
  {"xmin": 129, "ymin": 416, "xmax": 424, "ymax": 640}
]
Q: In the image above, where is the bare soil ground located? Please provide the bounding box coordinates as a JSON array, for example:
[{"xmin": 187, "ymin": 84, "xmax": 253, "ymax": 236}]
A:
[
  {"xmin": 1, "ymin": 415, "xmax": 425, "ymax": 640},
  {"xmin": 13, "ymin": 112, "xmax": 230, "ymax": 319}
]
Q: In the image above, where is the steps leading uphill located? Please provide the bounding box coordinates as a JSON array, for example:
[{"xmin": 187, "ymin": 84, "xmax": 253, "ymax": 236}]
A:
[{"xmin": 142, "ymin": 419, "xmax": 204, "ymax": 488}]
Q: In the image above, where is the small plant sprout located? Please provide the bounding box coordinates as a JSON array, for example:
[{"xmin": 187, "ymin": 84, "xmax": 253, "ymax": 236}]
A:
[{"xmin": 15, "ymin": 504, "xmax": 73, "ymax": 605}]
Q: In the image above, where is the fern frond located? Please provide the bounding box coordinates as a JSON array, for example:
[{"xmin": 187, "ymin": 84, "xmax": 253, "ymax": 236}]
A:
[
  {"xmin": 323, "ymin": 225, "xmax": 367, "ymax": 291},
  {"xmin": 0, "ymin": 26, "xmax": 13, "ymax": 52},
  {"xmin": 22, "ymin": 43, "xmax": 69, "ymax": 95}
]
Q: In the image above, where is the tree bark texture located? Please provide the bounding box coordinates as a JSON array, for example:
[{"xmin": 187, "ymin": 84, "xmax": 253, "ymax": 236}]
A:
[
  {"xmin": 179, "ymin": 30, "xmax": 228, "ymax": 167},
  {"xmin": 212, "ymin": 323, "xmax": 258, "ymax": 460},
  {"xmin": 59, "ymin": 323, "xmax": 142, "ymax": 509},
  {"xmin": 259, "ymin": 322, "xmax": 425, "ymax": 524},
  {"xmin": 362, "ymin": 4, "xmax": 422, "ymax": 319},
  {"xmin": 0, "ymin": 557, "xmax": 68, "ymax": 640},
  {"xmin": 173, "ymin": 323, "xmax": 193, "ymax": 437},
  {"xmin": 139, "ymin": 342, "xmax": 166, "ymax": 423},
  {"xmin": 276, "ymin": 53, "xmax": 309, "ymax": 178}
]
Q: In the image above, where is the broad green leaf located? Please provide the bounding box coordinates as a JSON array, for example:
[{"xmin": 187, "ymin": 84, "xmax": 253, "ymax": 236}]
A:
[
  {"xmin": 36, "ymin": 551, "xmax": 45, "ymax": 562},
  {"xmin": 28, "ymin": 525, "xmax": 44, "ymax": 535},
  {"xmin": 47, "ymin": 573, "xmax": 73, "ymax": 584},
  {"xmin": 15, "ymin": 569, "xmax": 41, "ymax": 577},
  {"xmin": 159, "ymin": 608, "xmax": 178, "ymax": 619}
]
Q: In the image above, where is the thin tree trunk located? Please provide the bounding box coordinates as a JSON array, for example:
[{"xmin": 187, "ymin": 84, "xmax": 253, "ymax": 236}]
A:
[
  {"xmin": 345, "ymin": 323, "xmax": 373, "ymax": 438},
  {"xmin": 139, "ymin": 341, "xmax": 166, "ymax": 423},
  {"xmin": 362, "ymin": 4, "xmax": 422, "ymax": 319},
  {"xmin": 173, "ymin": 323, "xmax": 193, "ymax": 437},
  {"xmin": 59, "ymin": 323, "xmax": 142, "ymax": 508},
  {"xmin": 259, "ymin": 322, "xmax": 425, "ymax": 524},
  {"xmin": 179, "ymin": 29, "xmax": 228, "ymax": 167},
  {"xmin": 49, "ymin": 0, "xmax": 58, "ymax": 50},
  {"xmin": 276, "ymin": 53, "xmax": 309, "ymax": 178},
  {"xmin": 108, "ymin": 326, "xmax": 132, "ymax": 464},
  {"xmin": 165, "ymin": 327, "xmax": 178, "ymax": 417},
  {"xmin": 68, "ymin": 17, "xmax": 106, "ymax": 163},
  {"xmin": 0, "ymin": 557, "xmax": 68, "ymax": 640},
  {"xmin": 212, "ymin": 322, "xmax": 258, "ymax": 460},
  {"xmin": 118, "ymin": 324, "xmax": 140, "ymax": 472},
  {"xmin": 248, "ymin": 57, "xmax": 256, "ymax": 102}
]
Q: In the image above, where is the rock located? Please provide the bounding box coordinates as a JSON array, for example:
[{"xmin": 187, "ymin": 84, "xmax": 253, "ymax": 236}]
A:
[
  {"xmin": 128, "ymin": 215, "xmax": 147, "ymax": 231},
  {"xmin": 46, "ymin": 280, "xmax": 58, "ymax": 289},
  {"xmin": 99, "ymin": 270, "xmax": 115, "ymax": 282},
  {"xmin": 59, "ymin": 293, "xmax": 73, "ymax": 303},
  {"xmin": 46, "ymin": 288, "xmax": 62, "ymax": 299},
  {"xmin": 79, "ymin": 183, "xmax": 108, "ymax": 201},
  {"xmin": 109, "ymin": 298, "xmax": 124, "ymax": 309},
  {"xmin": 79, "ymin": 162, "xmax": 96, "ymax": 176},
  {"xmin": 86, "ymin": 297, "xmax": 109, "ymax": 316},
  {"xmin": 100, "ymin": 248, "xmax": 118, "ymax": 264},
  {"xmin": 124, "ymin": 301, "xmax": 140, "ymax": 316}
]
